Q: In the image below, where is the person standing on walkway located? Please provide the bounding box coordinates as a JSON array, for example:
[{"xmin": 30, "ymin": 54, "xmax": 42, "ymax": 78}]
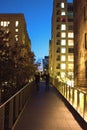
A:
[
  {"xmin": 45, "ymin": 72, "xmax": 50, "ymax": 91},
  {"xmin": 34, "ymin": 72, "xmax": 40, "ymax": 91}
]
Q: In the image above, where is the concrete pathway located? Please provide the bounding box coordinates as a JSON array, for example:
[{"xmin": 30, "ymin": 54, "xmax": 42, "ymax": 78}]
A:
[{"xmin": 14, "ymin": 81, "xmax": 83, "ymax": 130}]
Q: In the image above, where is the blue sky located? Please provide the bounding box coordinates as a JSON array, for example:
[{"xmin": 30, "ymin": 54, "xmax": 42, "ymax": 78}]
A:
[{"xmin": 0, "ymin": 0, "xmax": 73, "ymax": 60}]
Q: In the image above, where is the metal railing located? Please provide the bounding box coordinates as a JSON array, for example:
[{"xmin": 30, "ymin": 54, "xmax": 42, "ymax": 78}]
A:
[
  {"xmin": 52, "ymin": 79, "xmax": 87, "ymax": 123},
  {"xmin": 0, "ymin": 81, "xmax": 35, "ymax": 130}
]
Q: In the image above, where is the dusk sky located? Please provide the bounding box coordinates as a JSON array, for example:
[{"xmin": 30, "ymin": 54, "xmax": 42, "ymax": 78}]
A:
[{"xmin": 0, "ymin": 0, "xmax": 73, "ymax": 60}]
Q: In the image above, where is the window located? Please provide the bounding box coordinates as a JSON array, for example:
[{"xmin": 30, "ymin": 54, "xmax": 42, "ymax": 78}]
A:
[
  {"xmin": 61, "ymin": 11, "xmax": 66, "ymax": 15},
  {"xmin": 61, "ymin": 32, "xmax": 66, "ymax": 38},
  {"xmin": 68, "ymin": 25, "xmax": 73, "ymax": 30},
  {"xmin": 1, "ymin": 21, "xmax": 3, "ymax": 26},
  {"xmin": 56, "ymin": 40, "xmax": 61, "ymax": 45},
  {"xmin": 68, "ymin": 40, "xmax": 74, "ymax": 46},
  {"xmin": 60, "ymin": 72, "xmax": 65, "ymax": 78},
  {"xmin": 56, "ymin": 64, "xmax": 60, "ymax": 69},
  {"xmin": 68, "ymin": 32, "xmax": 74, "ymax": 38},
  {"xmin": 68, "ymin": 48, "xmax": 74, "ymax": 53},
  {"xmin": 67, "ymin": 4, "xmax": 73, "ymax": 12},
  {"xmin": 61, "ymin": 64, "xmax": 66, "ymax": 69},
  {"xmin": 1, "ymin": 21, "xmax": 10, "ymax": 27},
  {"xmin": 61, "ymin": 2, "xmax": 64, "ymax": 8},
  {"xmin": 56, "ymin": 55, "xmax": 60, "ymax": 61},
  {"xmin": 56, "ymin": 3, "xmax": 61, "ymax": 8},
  {"xmin": 61, "ymin": 24, "xmax": 66, "ymax": 30},
  {"xmin": 56, "ymin": 17, "xmax": 60, "ymax": 22},
  {"xmin": 68, "ymin": 63, "xmax": 74, "ymax": 70},
  {"xmin": 61, "ymin": 48, "xmax": 66, "ymax": 53},
  {"xmin": 56, "ymin": 25, "xmax": 60, "ymax": 30},
  {"xmin": 15, "ymin": 29, "xmax": 18, "ymax": 32},
  {"xmin": 56, "ymin": 48, "xmax": 60, "ymax": 53},
  {"xmin": 61, "ymin": 39, "xmax": 66, "ymax": 45},
  {"xmin": 57, "ymin": 32, "xmax": 61, "ymax": 37},
  {"xmin": 68, "ymin": 18, "xmax": 73, "ymax": 22},
  {"xmin": 68, "ymin": 55, "xmax": 74, "ymax": 61},
  {"xmin": 15, "ymin": 21, "xmax": 19, "ymax": 27},
  {"xmin": 61, "ymin": 17, "xmax": 66, "ymax": 22},
  {"xmin": 56, "ymin": 10, "xmax": 61, "ymax": 15},
  {"xmin": 15, "ymin": 35, "xmax": 18, "ymax": 41},
  {"xmin": 61, "ymin": 55, "xmax": 66, "ymax": 61}
]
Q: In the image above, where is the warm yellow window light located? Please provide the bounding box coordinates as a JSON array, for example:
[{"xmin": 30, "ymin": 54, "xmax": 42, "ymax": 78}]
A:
[
  {"xmin": 61, "ymin": 64, "xmax": 66, "ymax": 69},
  {"xmin": 60, "ymin": 72, "xmax": 65, "ymax": 78},
  {"xmin": 68, "ymin": 55, "xmax": 74, "ymax": 61},
  {"xmin": 61, "ymin": 32, "xmax": 66, "ymax": 38},
  {"xmin": 61, "ymin": 24, "xmax": 66, "ymax": 30},
  {"xmin": 15, "ymin": 29, "xmax": 18, "ymax": 32},
  {"xmin": 15, "ymin": 21, "xmax": 19, "ymax": 27},
  {"xmin": 68, "ymin": 39, "xmax": 74, "ymax": 46},
  {"xmin": 68, "ymin": 32, "xmax": 74, "ymax": 38},
  {"xmin": 61, "ymin": 48, "xmax": 66, "ymax": 53},
  {"xmin": 68, "ymin": 63, "xmax": 74, "ymax": 70},
  {"xmin": 61, "ymin": 55, "xmax": 66, "ymax": 61},
  {"xmin": 61, "ymin": 39, "xmax": 66, "ymax": 45}
]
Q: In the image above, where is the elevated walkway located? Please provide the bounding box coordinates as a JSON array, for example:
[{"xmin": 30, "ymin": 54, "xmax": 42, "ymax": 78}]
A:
[{"xmin": 13, "ymin": 81, "xmax": 83, "ymax": 130}]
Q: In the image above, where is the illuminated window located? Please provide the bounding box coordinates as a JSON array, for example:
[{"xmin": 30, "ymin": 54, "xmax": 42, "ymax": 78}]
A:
[
  {"xmin": 61, "ymin": 39, "xmax": 66, "ymax": 45},
  {"xmin": 4, "ymin": 21, "xmax": 6, "ymax": 26},
  {"xmin": 68, "ymin": 63, "xmax": 74, "ymax": 70},
  {"xmin": 68, "ymin": 32, "xmax": 74, "ymax": 38},
  {"xmin": 61, "ymin": 32, "xmax": 66, "ymax": 38},
  {"xmin": 15, "ymin": 35, "xmax": 18, "ymax": 41},
  {"xmin": 61, "ymin": 55, "xmax": 66, "ymax": 61},
  {"xmin": 61, "ymin": 11, "xmax": 66, "ymax": 15},
  {"xmin": 61, "ymin": 48, "xmax": 66, "ymax": 53},
  {"xmin": 61, "ymin": 2, "xmax": 64, "ymax": 8},
  {"xmin": 61, "ymin": 24, "xmax": 66, "ymax": 30},
  {"xmin": 60, "ymin": 72, "xmax": 65, "ymax": 78},
  {"xmin": 1, "ymin": 21, "xmax": 3, "ymax": 26},
  {"xmin": 15, "ymin": 29, "xmax": 18, "ymax": 32},
  {"xmin": 68, "ymin": 40, "xmax": 74, "ymax": 46},
  {"xmin": 61, "ymin": 64, "xmax": 66, "ymax": 69},
  {"xmin": 68, "ymin": 55, "xmax": 74, "ymax": 61},
  {"xmin": 15, "ymin": 21, "xmax": 19, "ymax": 27}
]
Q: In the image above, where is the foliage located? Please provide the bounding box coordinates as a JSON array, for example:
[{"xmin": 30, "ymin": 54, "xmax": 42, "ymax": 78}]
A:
[{"xmin": 0, "ymin": 28, "xmax": 37, "ymax": 90}]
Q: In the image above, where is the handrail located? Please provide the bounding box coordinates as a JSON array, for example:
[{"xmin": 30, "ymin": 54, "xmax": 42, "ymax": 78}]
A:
[
  {"xmin": 0, "ymin": 81, "xmax": 35, "ymax": 130},
  {"xmin": 0, "ymin": 83, "xmax": 30, "ymax": 108},
  {"xmin": 52, "ymin": 78, "xmax": 87, "ymax": 123}
]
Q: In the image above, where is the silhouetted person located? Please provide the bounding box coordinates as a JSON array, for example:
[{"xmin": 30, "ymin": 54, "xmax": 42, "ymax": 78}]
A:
[
  {"xmin": 35, "ymin": 72, "xmax": 40, "ymax": 91},
  {"xmin": 45, "ymin": 73, "xmax": 50, "ymax": 91}
]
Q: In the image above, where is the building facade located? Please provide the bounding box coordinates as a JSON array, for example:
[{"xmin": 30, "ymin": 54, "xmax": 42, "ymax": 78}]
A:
[
  {"xmin": 74, "ymin": 0, "xmax": 87, "ymax": 87},
  {"xmin": 43, "ymin": 56, "xmax": 49, "ymax": 72},
  {"xmin": 49, "ymin": 0, "xmax": 74, "ymax": 85},
  {"xmin": 0, "ymin": 14, "xmax": 31, "ymax": 57}
]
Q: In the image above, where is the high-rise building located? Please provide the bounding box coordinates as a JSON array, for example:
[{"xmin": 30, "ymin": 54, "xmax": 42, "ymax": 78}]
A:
[
  {"xmin": 74, "ymin": 0, "xmax": 87, "ymax": 87},
  {"xmin": 0, "ymin": 13, "xmax": 31, "ymax": 56},
  {"xmin": 49, "ymin": 0, "xmax": 74, "ymax": 85}
]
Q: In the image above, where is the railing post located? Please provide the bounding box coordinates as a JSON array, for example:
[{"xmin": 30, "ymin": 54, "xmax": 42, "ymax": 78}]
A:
[
  {"xmin": 15, "ymin": 95, "xmax": 19, "ymax": 119},
  {"xmin": 0, "ymin": 106, "xmax": 4, "ymax": 130},
  {"xmin": 9, "ymin": 99, "xmax": 13, "ymax": 129},
  {"xmin": 84, "ymin": 94, "xmax": 87, "ymax": 121}
]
